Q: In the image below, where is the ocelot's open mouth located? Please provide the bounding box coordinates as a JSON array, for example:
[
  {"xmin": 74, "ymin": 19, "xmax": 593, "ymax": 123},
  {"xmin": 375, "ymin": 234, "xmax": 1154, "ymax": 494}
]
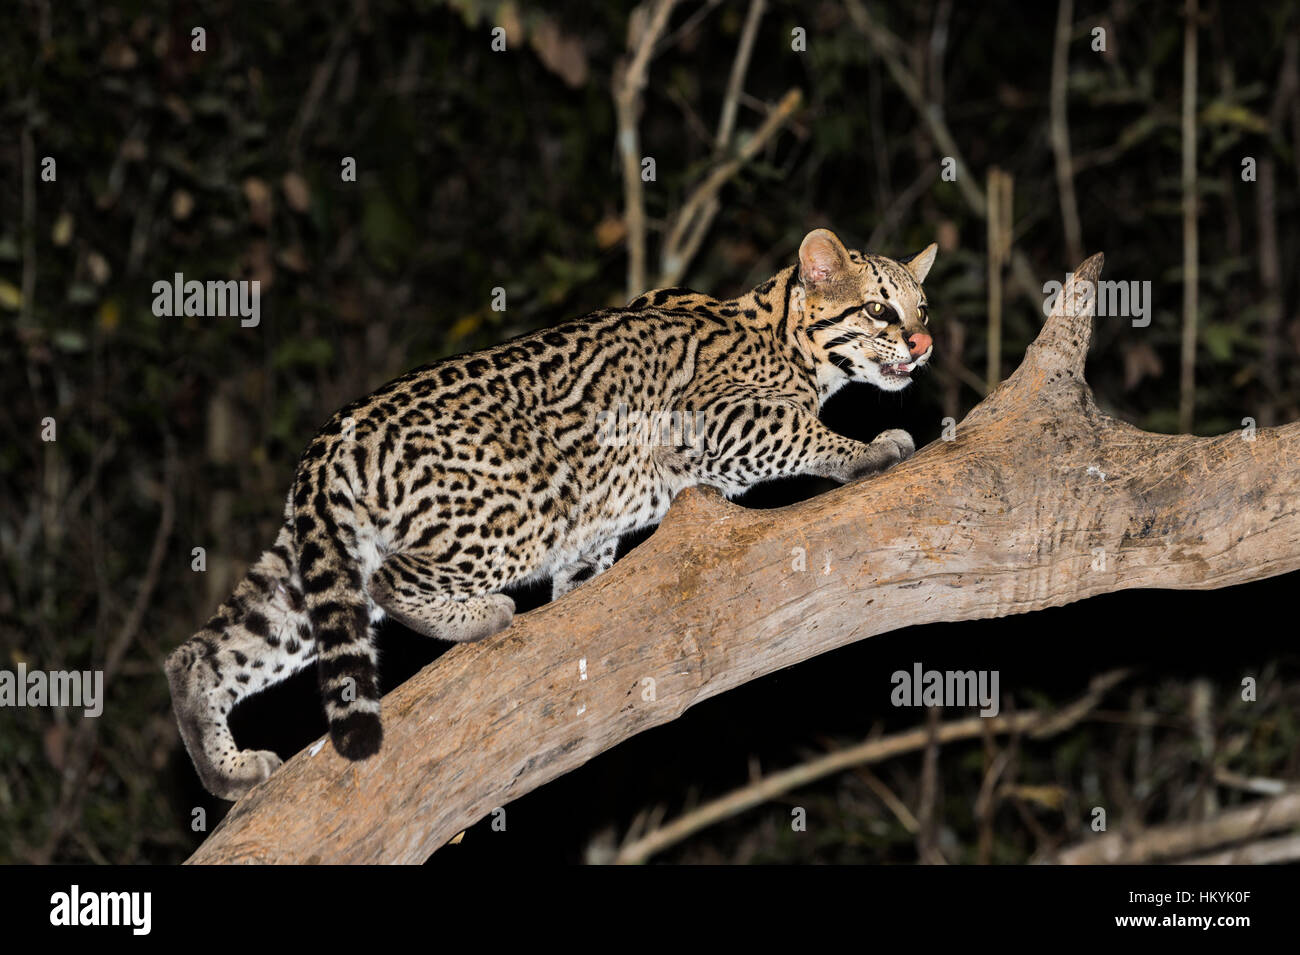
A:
[{"xmin": 879, "ymin": 361, "xmax": 914, "ymax": 379}]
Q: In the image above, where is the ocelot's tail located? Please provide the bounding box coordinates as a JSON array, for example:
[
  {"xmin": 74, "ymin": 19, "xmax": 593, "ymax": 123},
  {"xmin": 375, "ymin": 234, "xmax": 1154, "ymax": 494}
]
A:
[{"xmin": 293, "ymin": 466, "xmax": 383, "ymax": 760}]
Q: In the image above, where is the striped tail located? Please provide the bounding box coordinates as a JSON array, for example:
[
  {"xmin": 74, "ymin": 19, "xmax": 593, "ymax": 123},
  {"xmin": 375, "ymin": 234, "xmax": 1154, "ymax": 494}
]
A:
[{"xmin": 295, "ymin": 479, "xmax": 383, "ymax": 760}]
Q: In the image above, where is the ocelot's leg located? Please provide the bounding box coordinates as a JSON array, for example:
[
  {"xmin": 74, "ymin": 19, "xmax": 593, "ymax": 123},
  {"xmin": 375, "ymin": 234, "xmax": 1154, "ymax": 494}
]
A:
[
  {"xmin": 370, "ymin": 552, "xmax": 515, "ymax": 642},
  {"xmin": 165, "ymin": 529, "xmax": 315, "ymax": 801},
  {"xmin": 804, "ymin": 424, "xmax": 915, "ymax": 481},
  {"xmin": 688, "ymin": 400, "xmax": 915, "ymax": 486},
  {"xmin": 551, "ymin": 538, "xmax": 619, "ymax": 600}
]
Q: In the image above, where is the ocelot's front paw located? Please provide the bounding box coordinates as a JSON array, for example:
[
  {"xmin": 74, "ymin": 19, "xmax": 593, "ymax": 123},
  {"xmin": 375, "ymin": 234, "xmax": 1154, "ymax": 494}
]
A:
[
  {"xmin": 205, "ymin": 748, "xmax": 283, "ymax": 801},
  {"xmin": 872, "ymin": 428, "xmax": 915, "ymax": 466}
]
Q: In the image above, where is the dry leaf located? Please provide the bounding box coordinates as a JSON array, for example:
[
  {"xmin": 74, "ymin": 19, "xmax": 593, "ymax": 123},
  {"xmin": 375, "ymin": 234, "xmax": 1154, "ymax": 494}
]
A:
[
  {"xmin": 1003, "ymin": 783, "xmax": 1066, "ymax": 810},
  {"xmin": 496, "ymin": 2, "xmax": 523, "ymax": 47},
  {"xmin": 282, "ymin": 171, "xmax": 311, "ymax": 213},
  {"xmin": 242, "ymin": 177, "xmax": 273, "ymax": 229},
  {"xmin": 242, "ymin": 239, "xmax": 275, "ymax": 288},
  {"xmin": 44, "ymin": 725, "xmax": 68, "ymax": 771},
  {"xmin": 277, "ymin": 244, "xmax": 310, "ymax": 273},
  {"xmin": 594, "ymin": 215, "xmax": 627, "ymax": 249},
  {"xmin": 171, "ymin": 189, "xmax": 195, "ymax": 221},
  {"xmin": 121, "ymin": 138, "xmax": 148, "ymax": 161},
  {"xmin": 99, "ymin": 300, "xmax": 121, "ymax": 332},
  {"xmin": 530, "ymin": 18, "xmax": 588, "ymax": 88},
  {"xmin": 87, "ymin": 251, "xmax": 112, "ymax": 285},
  {"xmin": 51, "ymin": 212, "xmax": 74, "ymax": 247},
  {"xmin": 1123, "ymin": 341, "xmax": 1163, "ymax": 391},
  {"xmin": 163, "ymin": 94, "xmax": 192, "ymax": 124},
  {"xmin": 101, "ymin": 39, "xmax": 138, "ymax": 70},
  {"xmin": 0, "ymin": 280, "xmax": 21, "ymax": 311},
  {"xmin": 936, "ymin": 219, "xmax": 960, "ymax": 252}
]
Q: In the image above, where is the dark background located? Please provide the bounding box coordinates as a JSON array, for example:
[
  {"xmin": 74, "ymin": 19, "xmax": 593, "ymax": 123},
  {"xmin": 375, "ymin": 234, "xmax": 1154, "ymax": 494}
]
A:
[{"xmin": 2, "ymin": 0, "xmax": 1298, "ymax": 864}]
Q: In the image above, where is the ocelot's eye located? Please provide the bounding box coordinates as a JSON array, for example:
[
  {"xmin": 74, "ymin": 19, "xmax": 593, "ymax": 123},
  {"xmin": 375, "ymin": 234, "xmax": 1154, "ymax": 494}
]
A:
[
  {"xmin": 918, "ymin": 305, "xmax": 929, "ymax": 325},
  {"xmin": 865, "ymin": 302, "xmax": 887, "ymax": 318}
]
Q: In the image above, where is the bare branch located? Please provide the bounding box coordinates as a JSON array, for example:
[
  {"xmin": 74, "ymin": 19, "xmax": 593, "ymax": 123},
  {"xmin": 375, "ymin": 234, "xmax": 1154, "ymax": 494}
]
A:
[
  {"xmin": 845, "ymin": 0, "xmax": 985, "ymax": 218},
  {"xmin": 613, "ymin": 0, "xmax": 680, "ymax": 298},
  {"xmin": 1057, "ymin": 791, "xmax": 1300, "ymax": 864},
  {"xmin": 658, "ymin": 88, "xmax": 802, "ymax": 287},
  {"xmin": 714, "ymin": 0, "xmax": 766, "ymax": 155},
  {"xmin": 1178, "ymin": 833, "xmax": 1300, "ymax": 865},
  {"xmin": 1179, "ymin": 0, "xmax": 1200, "ymax": 433},
  {"xmin": 1050, "ymin": 0, "xmax": 1083, "ymax": 266}
]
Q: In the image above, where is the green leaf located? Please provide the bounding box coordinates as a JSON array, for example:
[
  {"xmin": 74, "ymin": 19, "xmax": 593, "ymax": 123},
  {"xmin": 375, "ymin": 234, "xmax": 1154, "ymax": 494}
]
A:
[
  {"xmin": 362, "ymin": 193, "xmax": 417, "ymax": 272},
  {"xmin": 272, "ymin": 337, "xmax": 334, "ymax": 369},
  {"xmin": 1203, "ymin": 322, "xmax": 1240, "ymax": 362}
]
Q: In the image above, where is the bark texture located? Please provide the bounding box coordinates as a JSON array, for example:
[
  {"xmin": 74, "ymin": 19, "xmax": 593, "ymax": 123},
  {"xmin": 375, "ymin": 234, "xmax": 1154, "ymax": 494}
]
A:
[{"xmin": 188, "ymin": 255, "xmax": 1300, "ymax": 864}]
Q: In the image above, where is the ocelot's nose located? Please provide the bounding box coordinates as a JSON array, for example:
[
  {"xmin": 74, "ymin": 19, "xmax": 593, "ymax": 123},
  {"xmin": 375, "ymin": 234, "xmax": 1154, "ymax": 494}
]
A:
[{"xmin": 907, "ymin": 332, "xmax": 932, "ymax": 357}]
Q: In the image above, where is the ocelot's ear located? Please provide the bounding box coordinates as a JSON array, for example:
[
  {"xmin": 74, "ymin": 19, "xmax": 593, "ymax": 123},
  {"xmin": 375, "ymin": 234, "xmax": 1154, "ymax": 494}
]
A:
[
  {"xmin": 899, "ymin": 243, "xmax": 938, "ymax": 284},
  {"xmin": 799, "ymin": 229, "xmax": 850, "ymax": 285}
]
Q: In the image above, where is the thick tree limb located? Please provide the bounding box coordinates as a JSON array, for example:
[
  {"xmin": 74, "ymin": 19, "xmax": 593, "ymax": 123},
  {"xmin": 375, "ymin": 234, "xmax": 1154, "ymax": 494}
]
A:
[{"xmin": 188, "ymin": 255, "xmax": 1300, "ymax": 863}]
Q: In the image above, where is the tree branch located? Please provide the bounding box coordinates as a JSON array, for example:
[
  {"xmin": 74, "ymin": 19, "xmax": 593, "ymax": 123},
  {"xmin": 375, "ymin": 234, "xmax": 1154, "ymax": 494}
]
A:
[
  {"xmin": 613, "ymin": 0, "xmax": 680, "ymax": 298},
  {"xmin": 1055, "ymin": 790, "xmax": 1300, "ymax": 864},
  {"xmin": 713, "ymin": 0, "xmax": 765, "ymax": 155},
  {"xmin": 1179, "ymin": 0, "xmax": 1200, "ymax": 433},
  {"xmin": 658, "ymin": 88, "xmax": 802, "ymax": 288},
  {"xmin": 188, "ymin": 255, "xmax": 1300, "ymax": 864},
  {"xmin": 1049, "ymin": 0, "xmax": 1083, "ymax": 267},
  {"xmin": 611, "ymin": 669, "xmax": 1128, "ymax": 864}
]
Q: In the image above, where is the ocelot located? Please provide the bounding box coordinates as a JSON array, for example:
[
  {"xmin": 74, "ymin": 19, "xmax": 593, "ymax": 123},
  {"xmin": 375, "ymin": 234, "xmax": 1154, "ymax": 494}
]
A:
[{"xmin": 165, "ymin": 228, "xmax": 937, "ymax": 799}]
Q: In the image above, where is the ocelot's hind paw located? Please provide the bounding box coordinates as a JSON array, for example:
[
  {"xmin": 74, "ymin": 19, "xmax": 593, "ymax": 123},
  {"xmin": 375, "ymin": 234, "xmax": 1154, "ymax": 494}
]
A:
[{"xmin": 205, "ymin": 748, "xmax": 283, "ymax": 802}]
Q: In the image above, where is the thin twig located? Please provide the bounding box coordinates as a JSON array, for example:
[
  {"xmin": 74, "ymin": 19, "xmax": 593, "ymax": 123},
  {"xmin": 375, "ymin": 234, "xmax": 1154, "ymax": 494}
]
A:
[
  {"xmin": 20, "ymin": 125, "xmax": 36, "ymax": 329},
  {"xmin": 1257, "ymin": 35, "xmax": 1295, "ymax": 426},
  {"xmin": 866, "ymin": 162, "xmax": 938, "ymax": 249},
  {"xmin": 845, "ymin": 0, "xmax": 1046, "ymax": 316},
  {"xmin": 653, "ymin": 0, "xmax": 721, "ymax": 57},
  {"xmin": 614, "ymin": 0, "xmax": 680, "ymax": 298},
  {"xmin": 714, "ymin": 0, "xmax": 766, "ymax": 155},
  {"xmin": 974, "ymin": 745, "xmax": 1014, "ymax": 864},
  {"xmin": 1050, "ymin": 0, "xmax": 1083, "ymax": 266},
  {"xmin": 658, "ymin": 88, "xmax": 802, "ymax": 287},
  {"xmin": 917, "ymin": 706, "xmax": 946, "ymax": 864},
  {"xmin": 853, "ymin": 767, "xmax": 920, "ymax": 834},
  {"xmin": 1178, "ymin": 0, "xmax": 1199, "ymax": 434},
  {"xmin": 287, "ymin": 10, "xmax": 357, "ymax": 163},
  {"xmin": 1213, "ymin": 769, "xmax": 1290, "ymax": 796},
  {"xmin": 845, "ymin": 0, "xmax": 985, "ymax": 218},
  {"xmin": 33, "ymin": 440, "xmax": 177, "ymax": 863},
  {"xmin": 987, "ymin": 168, "xmax": 1005, "ymax": 392}
]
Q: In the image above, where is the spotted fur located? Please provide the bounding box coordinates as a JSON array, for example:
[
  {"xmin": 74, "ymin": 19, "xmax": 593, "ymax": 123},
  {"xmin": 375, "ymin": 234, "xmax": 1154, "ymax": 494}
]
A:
[{"xmin": 165, "ymin": 228, "xmax": 937, "ymax": 799}]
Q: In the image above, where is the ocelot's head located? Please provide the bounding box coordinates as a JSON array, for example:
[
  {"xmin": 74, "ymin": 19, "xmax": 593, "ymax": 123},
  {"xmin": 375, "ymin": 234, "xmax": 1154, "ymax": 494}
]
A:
[{"xmin": 793, "ymin": 228, "xmax": 937, "ymax": 393}]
